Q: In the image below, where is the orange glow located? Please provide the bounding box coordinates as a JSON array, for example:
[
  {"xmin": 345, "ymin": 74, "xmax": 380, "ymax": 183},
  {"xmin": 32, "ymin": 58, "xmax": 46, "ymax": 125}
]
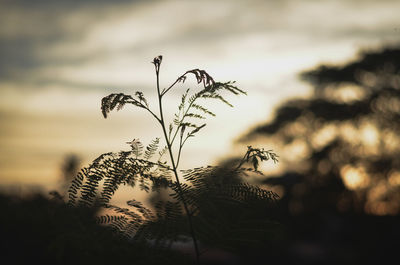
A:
[
  {"xmin": 367, "ymin": 180, "xmax": 388, "ymax": 201},
  {"xmin": 339, "ymin": 122, "xmax": 359, "ymax": 143},
  {"xmin": 323, "ymin": 83, "xmax": 366, "ymax": 103},
  {"xmin": 340, "ymin": 165, "xmax": 370, "ymax": 190},
  {"xmin": 360, "ymin": 122, "xmax": 379, "ymax": 147},
  {"xmin": 283, "ymin": 139, "xmax": 310, "ymax": 161},
  {"xmin": 382, "ymin": 130, "xmax": 400, "ymax": 152},
  {"xmin": 311, "ymin": 124, "xmax": 337, "ymax": 150},
  {"xmin": 388, "ymin": 171, "xmax": 400, "ymax": 186},
  {"xmin": 365, "ymin": 201, "xmax": 399, "ymax": 216}
]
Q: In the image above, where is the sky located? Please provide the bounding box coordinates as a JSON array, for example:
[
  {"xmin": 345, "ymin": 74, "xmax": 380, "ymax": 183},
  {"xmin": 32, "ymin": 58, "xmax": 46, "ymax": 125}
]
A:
[{"xmin": 1, "ymin": 0, "xmax": 400, "ymax": 192}]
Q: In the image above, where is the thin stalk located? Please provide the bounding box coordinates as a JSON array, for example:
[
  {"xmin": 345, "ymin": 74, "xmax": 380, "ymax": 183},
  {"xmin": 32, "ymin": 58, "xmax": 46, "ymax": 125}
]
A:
[
  {"xmin": 161, "ymin": 70, "xmax": 190, "ymax": 96},
  {"xmin": 175, "ymin": 131, "xmax": 184, "ymax": 168},
  {"xmin": 170, "ymin": 98, "xmax": 197, "ymax": 145},
  {"xmin": 154, "ymin": 64, "xmax": 201, "ymax": 265},
  {"xmin": 234, "ymin": 151, "xmax": 249, "ymax": 171},
  {"xmin": 176, "ymin": 134, "xmax": 190, "ymax": 168}
]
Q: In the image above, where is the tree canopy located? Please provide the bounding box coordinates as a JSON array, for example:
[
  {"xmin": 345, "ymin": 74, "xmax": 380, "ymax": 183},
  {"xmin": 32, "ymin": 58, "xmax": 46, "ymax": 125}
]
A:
[{"xmin": 243, "ymin": 46, "xmax": 400, "ymax": 216}]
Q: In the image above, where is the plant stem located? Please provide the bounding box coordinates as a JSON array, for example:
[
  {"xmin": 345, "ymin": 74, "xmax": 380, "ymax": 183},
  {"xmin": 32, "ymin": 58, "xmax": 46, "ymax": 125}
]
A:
[{"xmin": 154, "ymin": 64, "xmax": 201, "ymax": 265}]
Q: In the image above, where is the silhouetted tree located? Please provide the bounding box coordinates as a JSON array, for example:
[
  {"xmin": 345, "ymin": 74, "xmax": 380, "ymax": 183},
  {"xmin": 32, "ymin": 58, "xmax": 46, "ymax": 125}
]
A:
[
  {"xmin": 243, "ymin": 46, "xmax": 400, "ymax": 217},
  {"xmin": 231, "ymin": 46, "xmax": 400, "ymax": 264}
]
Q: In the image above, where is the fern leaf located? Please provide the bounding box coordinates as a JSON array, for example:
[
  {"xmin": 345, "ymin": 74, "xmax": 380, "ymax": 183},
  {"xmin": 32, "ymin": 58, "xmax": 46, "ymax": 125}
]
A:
[
  {"xmin": 127, "ymin": 199, "xmax": 153, "ymax": 219},
  {"xmin": 101, "ymin": 92, "xmax": 149, "ymax": 118},
  {"xmin": 188, "ymin": 124, "xmax": 206, "ymax": 137},
  {"xmin": 212, "ymin": 81, "xmax": 246, "ymax": 95},
  {"xmin": 144, "ymin": 138, "xmax": 160, "ymax": 160},
  {"xmin": 135, "ymin": 91, "xmax": 148, "ymax": 107},
  {"xmin": 139, "ymin": 178, "xmax": 150, "ymax": 192},
  {"xmin": 179, "ymin": 89, "xmax": 190, "ymax": 110},
  {"xmin": 126, "ymin": 139, "xmax": 144, "ymax": 158},
  {"xmin": 67, "ymin": 170, "xmax": 84, "ymax": 206},
  {"xmin": 158, "ymin": 145, "xmax": 168, "ymax": 162},
  {"xmin": 192, "ymin": 103, "xmax": 216, "ymax": 116},
  {"xmin": 185, "ymin": 113, "xmax": 206, "ymax": 120},
  {"xmin": 96, "ymin": 214, "xmax": 127, "ymax": 225},
  {"xmin": 200, "ymin": 93, "xmax": 233, "ymax": 107}
]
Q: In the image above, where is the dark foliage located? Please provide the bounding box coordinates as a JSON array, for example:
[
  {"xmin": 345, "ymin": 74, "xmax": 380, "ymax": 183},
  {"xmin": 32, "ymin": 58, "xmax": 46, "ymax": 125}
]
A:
[
  {"xmin": 245, "ymin": 46, "xmax": 400, "ymax": 216},
  {"xmin": 0, "ymin": 193, "xmax": 191, "ymax": 265},
  {"xmin": 67, "ymin": 144, "xmax": 281, "ymax": 258},
  {"xmin": 239, "ymin": 45, "xmax": 400, "ymax": 263}
]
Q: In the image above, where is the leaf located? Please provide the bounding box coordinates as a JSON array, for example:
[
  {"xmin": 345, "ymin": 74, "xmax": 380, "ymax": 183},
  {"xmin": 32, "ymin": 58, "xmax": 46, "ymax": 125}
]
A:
[
  {"xmin": 126, "ymin": 139, "xmax": 144, "ymax": 158},
  {"xmin": 158, "ymin": 145, "xmax": 168, "ymax": 162},
  {"xmin": 188, "ymin": 123, "xmax": 206, "ymax": 137},
  {"xmin": 185, "ymin": 113, "xmax": 205, "ymax": 120},
  {"xmin": 192, "ymin": 104, "xmax": 216, "ymax": 117},
  {"xmin": 135, "ymin": 91, "xmax": 149, "ymax": 107},
  {"xmin": 179, "ymin": 89, "xmax": 190, "ymax": 110},
  {"xmin": 144, "ymin": 138, "xmax": 160, "ymax": 160},
  {"xmin": 101, "ymin": 93, "xmax": 146, "ymax": 118},
  {"xmin": 180, "ymin": 123, "xmax": 186, "ymax": 139},
  {"xmin": 252, "ymin": 156, "xmax": 259, "ymax": 171}
]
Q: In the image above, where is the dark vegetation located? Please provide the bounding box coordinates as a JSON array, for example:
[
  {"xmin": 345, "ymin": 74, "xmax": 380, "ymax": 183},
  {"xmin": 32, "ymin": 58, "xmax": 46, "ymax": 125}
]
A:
[
  {"xmin": 0, "ymin": 193, "xmax": 191, "ymax": 265},
  {"xmin": 1, "ymin": 47, "xmax": 400, "ymax": 264},
  {"xmin": 241, "ymin": 45, "xmax": 400, "ymax": 263}
]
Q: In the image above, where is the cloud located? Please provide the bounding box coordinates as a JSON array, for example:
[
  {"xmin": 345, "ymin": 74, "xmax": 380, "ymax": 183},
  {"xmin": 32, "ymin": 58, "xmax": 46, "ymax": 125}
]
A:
[
  {"xmin": 1, "ymin": 0, "xmax": 400, "ymax": 94},
  {"xmin": 0, "ymin": 0, "xmax": 151, "ymax": 81}
]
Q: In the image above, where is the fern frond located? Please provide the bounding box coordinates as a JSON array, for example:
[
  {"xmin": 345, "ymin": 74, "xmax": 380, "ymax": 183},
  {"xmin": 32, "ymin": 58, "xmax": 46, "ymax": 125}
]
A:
[
  {"xmin": 173, "ymin": 114, "xmax": 180, "ymax": 125},
  {"xmin": 185, "ymin": 113, "xmax": 206, "ymax": 120},
  {"xmin": 187, "ymin": 124, "xmax": 206, "ymax": 138},
  {"xmin": 211, "ymin": 81, "xmax": 246, "ymax": 95},
  {"xmin": 67, "ymin": 170, "xmax": 84, "ymax": 206},
  {"xmin": 100, "ymin": 172, "xmax": 124, "ymax": 204},
  {"xmin": 144, "ymin": 138, "xmax": 160, "ymax": 160},
  {"xmin": 180, "ymin": 122, "xmax": 197, "ymax": 128},
  {"xmin": 68, "ymin": 149, "xmax": 173, "ymax": 207},
  {"xmin": 183, "ymin": 69, "xmax": 215, "ymax": 88},
  {"xmin": 158, "ymin": 145, "xmax": 168, "ymax": 162},
  {"xmin": 191, "ymin": 103, "xmax": 216, "ymax": 117},
  {"xmin": 127, "ymin": 199, "xmax": 154, "ymax": 219},
  {"xmin": 126, "ymin": 139, "xmax": 144, "ymax": 158},
  {"xmin": 179, "ymin": 89, "xmax": 190, "ymax": 111},
  {"xmin": 200, "ymin": 93, "xmax": 233, "ymax": 107},
  {"xmin": 135, "ymin": 91, "xmax": 148, "ymax": 107},
  {"xmin": 101, "ymin": 93, "xmax": 146, "ymax": 118},
  {"xmin": 108, "ymin": 215, "xmax": 130, "ymax": 234},
  {"xmin": 96, "ymin": 214, "xmax": 127, "ymax": 225},
  {"xmin": 104, "ymin": 204, "xmax": 143, "ymax": 221},
  {"xmin": 139, "ymin": 177, "xmax": 150, "ymax": 192},
  {"xmin": 237, "ymin": 146, "xmax": 279, "ymax": 171}
]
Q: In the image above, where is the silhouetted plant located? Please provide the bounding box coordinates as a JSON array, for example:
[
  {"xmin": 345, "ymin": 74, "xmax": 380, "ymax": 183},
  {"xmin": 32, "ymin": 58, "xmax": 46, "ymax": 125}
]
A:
[{"xmin": 68, "ymin": 56, "xmax": 278, "ymax": 264}]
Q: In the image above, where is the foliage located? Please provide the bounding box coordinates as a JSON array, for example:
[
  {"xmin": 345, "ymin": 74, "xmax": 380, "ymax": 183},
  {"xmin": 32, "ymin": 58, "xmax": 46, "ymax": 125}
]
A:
[
  {"xmin": 68, "ymin": 56, "xmax": 279, "ymax": 264},
  {"xmin": 243, "ymin": 46, "xmax": 400, "ymax": 216},
  {"xmin": 0, "ymin": 193, "xmax": 191, "ymax": 265}
]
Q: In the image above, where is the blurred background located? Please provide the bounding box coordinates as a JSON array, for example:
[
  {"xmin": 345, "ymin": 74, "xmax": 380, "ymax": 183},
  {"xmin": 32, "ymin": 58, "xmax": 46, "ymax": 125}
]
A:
[{"xmin": 1, "ymin": 0, "xmax": 400, "ymax": 201}]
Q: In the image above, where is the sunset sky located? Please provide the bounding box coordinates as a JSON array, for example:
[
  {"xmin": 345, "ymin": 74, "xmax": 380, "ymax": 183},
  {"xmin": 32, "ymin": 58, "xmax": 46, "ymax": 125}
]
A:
[{"xmin": 1, "ymin": 0, "xmax": 400, "ymax": 191}]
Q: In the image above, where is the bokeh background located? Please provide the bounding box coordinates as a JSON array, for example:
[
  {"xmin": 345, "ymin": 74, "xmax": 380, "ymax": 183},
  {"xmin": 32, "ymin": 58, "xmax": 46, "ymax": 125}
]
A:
[{"xmin": 1, "ymin": 0, "xmax": 400, "ymax": 195}]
